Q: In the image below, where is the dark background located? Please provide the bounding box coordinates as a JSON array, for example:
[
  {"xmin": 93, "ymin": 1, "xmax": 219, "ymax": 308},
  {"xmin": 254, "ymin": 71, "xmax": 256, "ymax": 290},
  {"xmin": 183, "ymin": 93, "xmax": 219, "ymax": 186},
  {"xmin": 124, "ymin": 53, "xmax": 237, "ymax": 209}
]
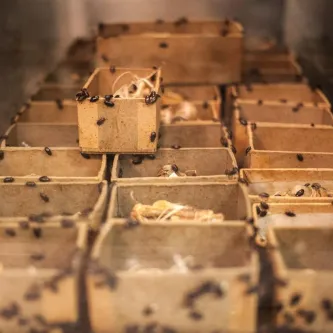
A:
[{"xmin": 1, "ymin": 0, "xmax": 332, "ymax": 133}]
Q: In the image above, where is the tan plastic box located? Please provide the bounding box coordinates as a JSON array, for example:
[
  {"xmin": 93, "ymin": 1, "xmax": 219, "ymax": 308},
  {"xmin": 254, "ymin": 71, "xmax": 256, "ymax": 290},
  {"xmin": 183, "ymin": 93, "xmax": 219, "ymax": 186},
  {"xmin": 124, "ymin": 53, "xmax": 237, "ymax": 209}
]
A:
[
  {"xmin": 0, "ymin": 181, "xmax": 108, "ymax": 228},
  {"xmin": 241, "ymin": 168, "xmax": 333, "ymax": 204},
  {"xmin": 77, "ymin": 67, "xmax": 161, "ymax": 153},
  {"xmin": 0, "ymin": 148, "xmax": 106, "ymax": 183},
  {"xmin": 232, "ymin": 102, "xmax": 333, "ymax": 166},
  {"xmin": 87, "ymin": 221, "xmax": 258, "ymax": 333},
  {"xmin": 268, "ymin": 224, "xmax": 333, "ymax": 332},
  {"xmin": 111, "ymin": 148, "xmax": 238, "ymax": 184},
  {"xmin": 97, "ymin": 20, "xmax": 244, "ymax": 84},
  {"xmin": 0, "ymin": 222, "xmax": 87, "ymax": 332},
  {"xmin": 244, "ymin": 124, "xmax": 333, "ymax": 168}
]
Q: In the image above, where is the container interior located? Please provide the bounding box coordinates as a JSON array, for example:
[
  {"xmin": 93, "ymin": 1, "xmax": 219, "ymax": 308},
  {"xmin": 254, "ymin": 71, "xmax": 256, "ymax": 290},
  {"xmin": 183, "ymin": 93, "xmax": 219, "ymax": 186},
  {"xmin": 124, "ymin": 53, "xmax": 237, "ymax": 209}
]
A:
[
  {"xmin": 238, "ymin": 84, "xmax": 323, "ymax": 103},
  {"xmin": 243, "ymin": 169, "xmax": 333, "ymax": 195},
  {"xmin": 19, "ymin": 102, "xmax": 77, "ymax": 123},
  {"xmin": 5, "ymin": 123, "xmax": 79, "ymax": 147},
  {"xmin": 116, "ymin": 148, "xmax": 234, "ymax": 178},
  {"xmin": 252, "ymin": 126, "xmax": 333, "ymax": 152},
  {"xmin": 238, "ymin": 104, "xmax": 332, "ymax": 125},
  {"xmin": 99, "ymin": 224, "xmax": 251, "ymax": 271},
  {"xmin": 31, "ymin": 86, "xmax": 78, "ymax": 101},
  {"xmin": 248, "ymin": 180, "xmax": 333, "ymax": 196},
  {"xmin": 113, "ymin": 183, "xmax": 247, "ymax": 220},
  {"xmin": 162, "ymin": 103, "xmax": 218, "ymax": 121},
  {"xmin": 0, "ymin": 183, "xmax": 101, "ymax": 217},
  {"xmin": 163, "ymin": 85, "xmax": 219, "ymax": 101},
  {"xmin": 275, "ymin": 228, "xmax": 333, "ymax": 270},
  {"xmin": 0, "ymin": 149, "xmax": 102, "ymax": 178},
  {"xmin": 0, "ymin": 226, "xmax": 78, "ymax": 269},
  {"xmin": 87, "ymin": 68, "xmax": 159, "ymax": 97},
  {"xmin": 160, "ymin": 123, "xmax": 224, "ymax": 148}
]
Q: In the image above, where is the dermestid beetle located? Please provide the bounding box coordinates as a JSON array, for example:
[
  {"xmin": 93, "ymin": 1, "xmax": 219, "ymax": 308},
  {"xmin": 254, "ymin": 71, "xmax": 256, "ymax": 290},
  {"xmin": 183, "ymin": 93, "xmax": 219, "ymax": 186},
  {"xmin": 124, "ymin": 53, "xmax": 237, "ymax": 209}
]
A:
[
  {"xmin": 97, "ymin": 117, "xmax": 106, "ymax": 126},
  {"xmin": 44, "ymin": 147, "xmax": 52, "ymax": 156}
]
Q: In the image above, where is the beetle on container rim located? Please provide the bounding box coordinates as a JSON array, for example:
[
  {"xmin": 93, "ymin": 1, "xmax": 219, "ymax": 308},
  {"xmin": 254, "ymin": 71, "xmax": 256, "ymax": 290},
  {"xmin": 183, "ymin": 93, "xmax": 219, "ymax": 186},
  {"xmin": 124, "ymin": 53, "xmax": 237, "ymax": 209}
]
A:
[
  {"xmin": 61, "ymin": 219, "xmax": 75, "ymax": 229},
  {"xmin": 104, "ymin": 100, "xmax": 115, "ymax": 107},
  {"xmin": 18, "ymin": 221, "xmax": 29, "ymax": 229},
  {"xmin": 3, "ymin": 177, "xmax": 14, "ymax": 183},
  {"xmin": 245, "ymin": 146, "xmax": 252, "ymax": 155},
  {"xmin": 80, "ymin": 152, "xmax": 90, "ymax": 159},
  {"xmin": 76, "ymin": 88, "xmax": 90, "ymax": 102},
  {"xmin": 225, "ymin": 167, "xmax": 238, "ymax": 176},
  {"xmin": 292, "ymin": 102, "xmax": 304, "ymax": 112},
  {"xmin": 39, "ymin": 176, "xmax": 51, "ymax": 182},
  {"xmin": 44, "ymin": 147, "xmax": 52, "ymax": 156},
  {"xmin": 124, "ymin": 218, "xmax": 140, "ymax": 229},
  {"xmin": 239, "ymin": 117, "xmax": 248, "ymax": 126},
  {"xmin": 145, "ymin": 91, "xmax": 160, "ymax": 105},
  {"xmin": 90, "ymin": 95, "xmax": 99, "ymax": 103},
  {"xmin": 260, "ymin": 202, "xmax": 269, "ymax": 210}
]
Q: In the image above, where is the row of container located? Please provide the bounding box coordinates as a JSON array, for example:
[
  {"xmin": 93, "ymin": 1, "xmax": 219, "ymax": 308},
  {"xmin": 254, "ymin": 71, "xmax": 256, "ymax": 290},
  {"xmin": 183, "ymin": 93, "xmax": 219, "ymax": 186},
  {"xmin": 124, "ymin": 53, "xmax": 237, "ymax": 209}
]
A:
[
  {"xmin": 0, "ymin": 24, "xmax": 248, "ymax": 332},
  {"xmin": 1, "ymin": 26, "xmax": 331, "ymax": 333},
  {"xmin": 231, "ymin": 48, "xmax": 333, "ymax": 333},
  {"xmin": 2, "ymin": 181, "xmax": 333, "ymax": 332}
]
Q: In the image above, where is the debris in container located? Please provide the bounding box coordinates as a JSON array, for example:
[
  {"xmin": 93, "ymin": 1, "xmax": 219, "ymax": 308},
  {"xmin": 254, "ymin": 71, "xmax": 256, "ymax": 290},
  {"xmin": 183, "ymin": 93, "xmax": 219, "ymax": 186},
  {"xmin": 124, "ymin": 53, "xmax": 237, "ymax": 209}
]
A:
[
  {"xmin": 20, "ymin": 141, "xmax": 31, "ymax": 147},
  {"xmin": 125, "ymin": 254, "xmax": 200, "ymax": 273},
  {"xmin": 160, "ymin": 102, "xmax": 199, "ymax": 124},
  {"xmin": 273, "ymin": 183, "xmax": 331, "ymax": 197},
  {"xmin": 130, "ymin": 198, "xmax": 223, "ymax": 223},
  {"xmin": 111, "ymin": 70, "xmax": 158, "ymax": 99},
  {"xmin": 157, "ymin": 164, "xmax": 197, "ymax": 178}
]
